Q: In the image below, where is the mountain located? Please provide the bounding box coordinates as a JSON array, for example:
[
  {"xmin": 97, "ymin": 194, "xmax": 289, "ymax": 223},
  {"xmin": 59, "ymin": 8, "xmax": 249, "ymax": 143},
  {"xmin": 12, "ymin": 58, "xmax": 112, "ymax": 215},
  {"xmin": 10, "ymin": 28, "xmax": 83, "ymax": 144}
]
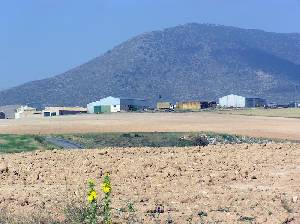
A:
[{"xmin": 1, "ymin": 23, "xmax": 300, "ymax": 108}]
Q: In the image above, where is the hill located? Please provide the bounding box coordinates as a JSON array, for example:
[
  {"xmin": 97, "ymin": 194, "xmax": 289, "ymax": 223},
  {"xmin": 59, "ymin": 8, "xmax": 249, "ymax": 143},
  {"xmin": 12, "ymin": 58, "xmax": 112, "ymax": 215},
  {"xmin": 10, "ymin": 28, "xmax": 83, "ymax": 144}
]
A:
[{"xmin": 1, "ymin": 23, "xmax": 300, "ymax": 107}]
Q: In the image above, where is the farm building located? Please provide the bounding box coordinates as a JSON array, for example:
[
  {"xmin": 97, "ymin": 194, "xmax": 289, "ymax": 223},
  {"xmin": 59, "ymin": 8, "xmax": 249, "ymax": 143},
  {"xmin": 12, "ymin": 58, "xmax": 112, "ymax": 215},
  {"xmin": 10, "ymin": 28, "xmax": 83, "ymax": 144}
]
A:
[
  {"xmin": 43, "ymin": 107, "xmax": 87, "ymax": 117},
  {"xmin": 157, "ymin": 102, "xmax": 173, "ymax": 110},
  {"xmin": 15, "ymin": 106, "xmax": 42, "ymax": 119},
  {"xmin": 87, "ymin": 96, "xmax": 149, "ymax": 113},
  {"xmin": 176, "ymin": 101, "xmax": 201, "ymax": 111},
  {"xmin": 0, "ymin": 105, "xmax": 21, "ymax": 119},
  {"xmin": 219, "ymin": 94, "xmax": 267, "ymax": 108},
  {"xmin": 0, "ymin": 112, "xmax": 5, "ymax": 119}
]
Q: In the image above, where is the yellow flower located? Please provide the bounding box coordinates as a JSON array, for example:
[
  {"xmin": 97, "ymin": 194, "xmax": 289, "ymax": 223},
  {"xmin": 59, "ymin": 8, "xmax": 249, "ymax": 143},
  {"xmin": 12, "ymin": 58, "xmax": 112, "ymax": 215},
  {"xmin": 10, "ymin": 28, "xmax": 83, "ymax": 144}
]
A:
[
  {"xmin": 102, "ymin": 183, "xmax": 111, "ymax": 193},
  {"xmin": 104, "ymin": 172, "xmax": 110, "ymax": 177},
  {"xmin": 87, "ymin": 190, "xmax": 97, "ymax": 203}
]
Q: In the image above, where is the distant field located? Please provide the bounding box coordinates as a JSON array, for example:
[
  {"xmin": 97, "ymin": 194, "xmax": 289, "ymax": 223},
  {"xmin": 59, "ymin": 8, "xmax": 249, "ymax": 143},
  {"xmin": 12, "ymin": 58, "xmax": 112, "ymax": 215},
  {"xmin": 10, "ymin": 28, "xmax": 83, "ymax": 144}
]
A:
[
  {"xmin": 215, "ymin": 108, "xmax": 300, "ymax": 118},
  {"xmin": 1, "ymin": 113, "xmax": 300, "ymax": 140}
]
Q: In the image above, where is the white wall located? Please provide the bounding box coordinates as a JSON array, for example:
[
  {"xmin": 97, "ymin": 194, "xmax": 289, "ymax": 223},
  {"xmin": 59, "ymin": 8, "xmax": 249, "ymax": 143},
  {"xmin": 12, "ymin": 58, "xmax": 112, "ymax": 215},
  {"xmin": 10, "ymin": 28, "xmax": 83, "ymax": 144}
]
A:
[
  {"xmin": 219, "ymin": 94, "xmax": 246, "ymax": 107},
  {"xmin": 110, "ymin": 104, "xmax": 121, "ymax": 112},
  {"xmin": 15, "ymin": 112, "xmax": 20, "ymax": 119}
]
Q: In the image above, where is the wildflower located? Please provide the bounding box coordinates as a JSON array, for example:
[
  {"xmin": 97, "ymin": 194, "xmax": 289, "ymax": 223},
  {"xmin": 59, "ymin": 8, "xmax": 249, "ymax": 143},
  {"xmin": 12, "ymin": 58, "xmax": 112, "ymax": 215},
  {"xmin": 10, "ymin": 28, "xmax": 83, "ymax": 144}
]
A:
[
  {"xmin": 102, "ymin": 171, "xmax": 112, "ymax": 224},
  {"xmin": 87, "ymin": 190, "xmax": 97, "ymax": 203},
  {"xmin": 86, "ymin": 179, "xmax": 98, "ymax": 224},
  {"xmin": 102, "ymin": 182, "xmax": 111, "ymax": 193}
]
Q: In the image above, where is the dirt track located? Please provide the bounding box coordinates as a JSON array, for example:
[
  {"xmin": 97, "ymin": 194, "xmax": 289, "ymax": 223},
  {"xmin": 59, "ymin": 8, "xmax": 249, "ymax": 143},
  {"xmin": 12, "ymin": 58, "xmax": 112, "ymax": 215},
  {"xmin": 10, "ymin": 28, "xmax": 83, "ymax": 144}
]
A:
[
  {"xmin": 1, "ymin": 112, "xmax": 300, "ymax": 140},
  {"xmin": 0, "ymin": 144, "xmax": 299, "ymax": 223}
]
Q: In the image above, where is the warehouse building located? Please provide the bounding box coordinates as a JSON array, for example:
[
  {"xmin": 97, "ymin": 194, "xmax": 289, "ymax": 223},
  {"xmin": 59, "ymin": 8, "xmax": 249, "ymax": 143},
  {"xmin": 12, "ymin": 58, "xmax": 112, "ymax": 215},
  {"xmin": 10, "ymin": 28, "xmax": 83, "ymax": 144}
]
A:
[
  {"xmin": 176, "ymin": 101, "xmax": 201, "ymax": 111},
  {"xmin": 219, "ymin": 94, "xmax": 267, "ymax": 108},
  {"xmin": 245, "ymin": 97, "xmax": 267, "ymax": 108},
  {"xmin": 15, "ymin": 106, "xmax": 42, "ymax": 119},
  {"xmin": 43, "ymin": 107, "xmax": 87, "ymax": 117},
  {"xmin": 87, "ymin": 96, "xmax": 148, "ymax": 113}
]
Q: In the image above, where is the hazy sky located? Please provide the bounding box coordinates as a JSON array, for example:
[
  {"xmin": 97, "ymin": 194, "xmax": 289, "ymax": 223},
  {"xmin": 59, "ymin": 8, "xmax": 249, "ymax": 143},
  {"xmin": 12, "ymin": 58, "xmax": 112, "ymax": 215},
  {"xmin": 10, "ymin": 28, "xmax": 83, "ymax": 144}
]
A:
[{"xmin": 1, "ymin": 0, "xmax": 300, "ymax": 90}]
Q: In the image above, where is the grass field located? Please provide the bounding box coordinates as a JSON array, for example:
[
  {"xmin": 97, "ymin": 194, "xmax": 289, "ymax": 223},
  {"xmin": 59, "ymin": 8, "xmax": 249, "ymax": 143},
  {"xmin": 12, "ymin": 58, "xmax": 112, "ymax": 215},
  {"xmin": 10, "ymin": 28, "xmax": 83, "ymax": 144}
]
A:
[
  {"xmin": 216, "ymin": 108, "xmax": 300, "ymax": 118},
  {"xmin": 0, "ymin": 135, "xmax": 41, "ymax": 153},
  {"xmin": 0, "ymin": 132, "xmax": 276, "ymax": 153},
  {"xmin": 58, "ymin": 132, "xmax": 274, "ymax": 149},
  {"xmin": 0, "ymin": 135, "xmax": 56, "ymax": 153}
]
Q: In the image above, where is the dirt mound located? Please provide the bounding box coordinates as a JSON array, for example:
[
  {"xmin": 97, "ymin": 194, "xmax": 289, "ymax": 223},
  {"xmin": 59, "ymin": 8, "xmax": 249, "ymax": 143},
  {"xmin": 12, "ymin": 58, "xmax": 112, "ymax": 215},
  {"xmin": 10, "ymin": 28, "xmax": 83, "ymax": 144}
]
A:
[{"xmin": 0, "ymin": 144, "xmax": 299, "ymax": 223}]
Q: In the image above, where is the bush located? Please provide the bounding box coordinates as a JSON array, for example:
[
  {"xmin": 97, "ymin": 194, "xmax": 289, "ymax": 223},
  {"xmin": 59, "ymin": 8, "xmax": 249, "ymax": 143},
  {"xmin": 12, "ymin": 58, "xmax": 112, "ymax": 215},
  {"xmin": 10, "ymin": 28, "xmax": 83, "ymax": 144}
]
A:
[{"xmin": 192, "ymin": 135, "xmax": 209, "ymax": 146}]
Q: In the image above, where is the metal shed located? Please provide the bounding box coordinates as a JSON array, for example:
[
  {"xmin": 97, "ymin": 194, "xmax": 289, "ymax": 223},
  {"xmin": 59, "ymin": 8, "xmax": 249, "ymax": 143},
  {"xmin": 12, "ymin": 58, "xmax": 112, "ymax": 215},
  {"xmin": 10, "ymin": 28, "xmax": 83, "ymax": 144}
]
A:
[
  {"xmin": 94, "ymin": 105, "xmax": 111, "ymax": 113},
  {"xmin": 219, "ymin": 94, "xmax": 246, "ymax": 107},
  {"xmin": 219, "ymin": 94, "xmax": 267, "ymax": 108},
  {"xmin": 245, "ymin": 98, "xmax": 267, "ymax": 108}
]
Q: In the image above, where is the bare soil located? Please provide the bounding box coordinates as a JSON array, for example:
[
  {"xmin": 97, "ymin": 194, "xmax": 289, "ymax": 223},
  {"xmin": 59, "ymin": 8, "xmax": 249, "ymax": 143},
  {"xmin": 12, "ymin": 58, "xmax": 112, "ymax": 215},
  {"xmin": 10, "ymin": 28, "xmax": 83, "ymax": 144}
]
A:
[
  {"xmin": 1, "ymin": 113, "xmax": 300, "ymax": 140},
  {"xmin": 217, "ymin": 108, "xmax": 300, "ymax": 118},
  {"xmin": 0, "ymin": 144, "xmax": 299, "ymax": 223}
]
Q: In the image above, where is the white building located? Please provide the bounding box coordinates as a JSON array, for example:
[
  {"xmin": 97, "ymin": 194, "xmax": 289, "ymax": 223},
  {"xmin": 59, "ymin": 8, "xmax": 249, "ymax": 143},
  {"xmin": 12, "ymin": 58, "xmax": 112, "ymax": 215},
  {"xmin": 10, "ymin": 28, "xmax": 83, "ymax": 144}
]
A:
[
  {"xmin": 87, "ymin": 97, "xmax": 120, "ymax": 113},
  {"xmin": 87, "ymin": 96, "xmax": 148, "ymax": 113},
  {"xmin": 15, "ymin": 106, "xmax": 41, "ymax": 119},
  {"xmin": 219, "ymin": 94, "xmax": 267, "ymax": 108},
  {"xmin": 219, "ymin": 94, "xmax": 246, "ymax": 107}
]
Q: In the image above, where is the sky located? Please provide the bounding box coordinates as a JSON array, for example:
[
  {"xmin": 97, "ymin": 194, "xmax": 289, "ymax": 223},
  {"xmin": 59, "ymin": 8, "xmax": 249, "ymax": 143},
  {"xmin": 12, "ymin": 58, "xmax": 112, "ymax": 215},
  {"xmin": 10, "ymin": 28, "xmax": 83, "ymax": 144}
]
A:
[{"xmin": 1, "ymin": 0, "xmax": 300, "ymax": 91}]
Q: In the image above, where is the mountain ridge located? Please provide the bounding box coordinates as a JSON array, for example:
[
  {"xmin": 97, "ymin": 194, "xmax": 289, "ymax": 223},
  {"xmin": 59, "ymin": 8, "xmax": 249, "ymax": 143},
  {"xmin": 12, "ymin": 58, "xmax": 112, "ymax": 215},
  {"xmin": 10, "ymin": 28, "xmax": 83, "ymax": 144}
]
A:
[{"xmin": 1, "ymin": 23, "xmax": 300, "ymax": 107}]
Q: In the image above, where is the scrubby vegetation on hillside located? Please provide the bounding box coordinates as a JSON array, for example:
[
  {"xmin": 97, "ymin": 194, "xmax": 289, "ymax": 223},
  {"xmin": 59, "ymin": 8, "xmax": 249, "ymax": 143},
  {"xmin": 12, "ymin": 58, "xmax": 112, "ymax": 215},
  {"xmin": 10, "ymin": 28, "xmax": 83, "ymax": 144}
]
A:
[{"xmin": 1, "ymin": 23, "xmax": 300, "ymax": 107}]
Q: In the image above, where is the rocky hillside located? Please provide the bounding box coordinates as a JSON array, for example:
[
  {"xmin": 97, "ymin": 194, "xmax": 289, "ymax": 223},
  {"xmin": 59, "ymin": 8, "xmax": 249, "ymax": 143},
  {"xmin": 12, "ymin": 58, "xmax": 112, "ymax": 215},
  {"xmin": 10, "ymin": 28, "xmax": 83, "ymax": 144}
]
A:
[{"xmin": 1, "ymin": 23, "xmax": 300, "ymax": 107}]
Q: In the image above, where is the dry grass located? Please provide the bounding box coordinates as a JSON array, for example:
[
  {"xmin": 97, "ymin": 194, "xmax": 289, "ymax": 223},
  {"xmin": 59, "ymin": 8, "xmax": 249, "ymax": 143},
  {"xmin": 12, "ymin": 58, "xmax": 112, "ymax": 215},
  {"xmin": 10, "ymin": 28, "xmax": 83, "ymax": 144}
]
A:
[
  {"xmin": 216, "ymin": 108, "xmax": 300, "ymax": 118},
  {"xmin": 1, "ymin": 112, "xmax": 300, "ymax": 140}
]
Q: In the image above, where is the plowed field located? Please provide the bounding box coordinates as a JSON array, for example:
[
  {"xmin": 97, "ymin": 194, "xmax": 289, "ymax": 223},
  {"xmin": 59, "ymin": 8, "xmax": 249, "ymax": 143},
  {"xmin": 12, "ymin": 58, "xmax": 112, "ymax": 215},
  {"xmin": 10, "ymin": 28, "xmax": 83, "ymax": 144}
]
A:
[{"xmin": 1, "ymin": 143, "xmax": 299, "ymax": 223}]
